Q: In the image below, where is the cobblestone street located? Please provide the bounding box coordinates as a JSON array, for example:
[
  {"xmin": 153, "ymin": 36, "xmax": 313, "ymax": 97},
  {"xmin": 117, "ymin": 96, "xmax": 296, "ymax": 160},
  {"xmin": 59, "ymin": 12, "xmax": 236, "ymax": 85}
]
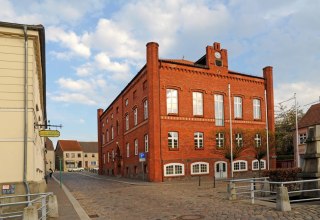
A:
[{"xmin": 54, "ymin": 172, "xmax": 320, "ymax": 220}]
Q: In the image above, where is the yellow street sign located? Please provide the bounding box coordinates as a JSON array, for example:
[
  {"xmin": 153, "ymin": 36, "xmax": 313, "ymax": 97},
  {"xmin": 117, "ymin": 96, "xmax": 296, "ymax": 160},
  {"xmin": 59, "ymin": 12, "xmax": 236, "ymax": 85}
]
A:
[{"xmin": 39, "ymin": 130, "xmax": 60, "ymax": 137}]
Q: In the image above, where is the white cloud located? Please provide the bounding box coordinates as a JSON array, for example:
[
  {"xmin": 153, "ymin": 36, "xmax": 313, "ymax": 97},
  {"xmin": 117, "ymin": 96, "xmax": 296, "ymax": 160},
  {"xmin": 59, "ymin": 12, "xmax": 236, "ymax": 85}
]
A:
[
  {"xmin": 82, "ymin": 19, "xmax": 143, "ymax": 60},
  {"xmin": 51, "ymin": 93, "xmax": 97, "ymax": 105},
  {"xmin": 57, "ymin": 78, "xmax": 92, "ymax": 91},
  {"xmin": 47, "ymin": 26, "xmax": 91, "ymax": 58},
  {"xmin": 275, "ymin": 82, "xmax": 320, "ymax": 111},
  {"xmin": 95, "ymin": 53, "xmax": 130, "ymax": 73}
]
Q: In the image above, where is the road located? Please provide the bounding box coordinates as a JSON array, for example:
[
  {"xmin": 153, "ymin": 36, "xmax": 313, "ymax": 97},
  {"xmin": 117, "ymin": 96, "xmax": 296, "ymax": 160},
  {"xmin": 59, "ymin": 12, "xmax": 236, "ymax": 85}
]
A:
[{"xmin": 54, "ymin": 172, "xmax": 320, "ymax": 220}]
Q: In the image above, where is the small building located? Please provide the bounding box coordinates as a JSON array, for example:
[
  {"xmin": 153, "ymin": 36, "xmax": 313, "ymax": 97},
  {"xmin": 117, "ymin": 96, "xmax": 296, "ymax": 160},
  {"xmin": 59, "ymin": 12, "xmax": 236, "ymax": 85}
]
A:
[
  {"xmin": 79, "ymin": 142, "xmax": 99, "ymax": 170},
  {"xmin": 55, "ymin": 140, "xmax": 83, "ymax": 171},
  {"xmin": 97, "ymin": 41, "xmax": 276, "ymax": 182},
  {"xmin": 0, "ymin": 22, "xmax": 47, "ymax": 196},
  {"xmin": 45, "ymin": 138, "xmax": 55, "ymax": 172},
  {"xmin": 295, "ymin": 103, "xmax": 320, "ymax": 167}
]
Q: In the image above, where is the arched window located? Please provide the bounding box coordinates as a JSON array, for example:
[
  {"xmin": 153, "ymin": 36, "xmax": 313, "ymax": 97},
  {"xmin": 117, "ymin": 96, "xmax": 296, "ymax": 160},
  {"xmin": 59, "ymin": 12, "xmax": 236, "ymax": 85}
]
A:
[
  {"xmin": 252, "ymin": 159, "xmax": 266, "ymax": 170},
  {"xmin": 164, "ymin": 163, "xmax": 184, "ymax": 176},
  {"xmin": 191, "ymin": 162, "xmax": 209, "ymax": 175},
  {"xmin": 233, "ymin": 160, "xmax": 247, "ymax": 171}
]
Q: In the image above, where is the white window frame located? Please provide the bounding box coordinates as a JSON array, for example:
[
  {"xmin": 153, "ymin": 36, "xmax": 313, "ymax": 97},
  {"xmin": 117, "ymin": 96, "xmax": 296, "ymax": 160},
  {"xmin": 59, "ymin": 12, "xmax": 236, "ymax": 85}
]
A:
[
  {"xmin": 216, "ymin": 133, "xmax": 224, "ymax": 148},
  {"xmin": 299, "ymin": 133, "xmax": 307, "ymax": 144},
  {"xmin": 194, "ymin": 132, "xmax": 204, "ymax": 149},
  {"xmin": 233, "ymin": 160, "xmax": 248, "ymax": 172},
  {"xmin": 164, "ymin": 163, "xmax": 185, "ymax": 177},
  {"xmin": 102, "ymin": 133, "xmax": 105, "ymax": 144},
  {"xmin": 126, "ymin": 143, "xmax": 130, "ymax": 158},
  {"xmin": 191, "ymin": 162, "xmax": 209, "ymax": 175},
  {"xmin": 235, "ymin": 133, "xmax": 243, "ymax": 148},
  {"xmin": 253, "ymin": 99, "xmax": 261, "ymax": 119},
  {"xmin": 125, "ymin": 114, "xmax": 129, "ymax": 131},
  {"xmin": 144, "ymin": 100, "xmax": 148, "ymax": 120},
  {"xmin": 214, "ymin": 94, "xmax": 224, "ymax": 126},
  {"xmin": 252, "ymin": 159, "xmax": 266, "ymax": 170},
  {"xmin": 111, "ymin": 126, "xmax": 114, "ymax": 140},
  {"xmin": 168, "ymin": 132, "xmax": 179, "ymax": 149},
  {"xmin": 125, "ymin": 99, "xmax": 128, "ymax": 106},
  {"xmin": 134, "ymin": 108, "xmax": 138, "ymax": 126},
  {"xmin": 234, "ymin": 96, "xmax": 242, "ymax": 119},
  {"xmin": 254, "ymin": 133, "xmax": 262, "ymax": 147},
  {"xmin": 193, "ymin": 92, "xmax": 203, "ymax": 116},
  {"xmin": 144, "ymin": 134, "xmax": 149, "ymax": 152},
  {"xmin": 134, "ymin": 139, "xmax": 138, "ymax": 155},
  {"xmin": 106, "ymin": 130, "xmax": 109, "ymax": 142},
  {"xmin": 166, "ymin": 89, "xmax": 178, "ymax": 114}
]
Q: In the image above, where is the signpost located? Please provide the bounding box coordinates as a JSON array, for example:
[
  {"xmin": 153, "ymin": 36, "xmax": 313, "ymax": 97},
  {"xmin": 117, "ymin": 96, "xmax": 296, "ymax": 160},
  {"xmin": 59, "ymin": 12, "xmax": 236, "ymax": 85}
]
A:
[
  {"xmin": 39, "ymin": 130, "xmax": 60, "ymax": 137},
  {"xmin": 139, "ymin": 153, "xmax": 146, "ymax": 180}
]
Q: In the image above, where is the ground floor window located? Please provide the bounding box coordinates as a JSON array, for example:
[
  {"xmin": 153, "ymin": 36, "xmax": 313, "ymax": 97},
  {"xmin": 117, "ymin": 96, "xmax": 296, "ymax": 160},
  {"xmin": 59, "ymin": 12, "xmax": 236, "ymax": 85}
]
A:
[
  {"xmin": 164, "ymin": 163, "xmax": 184, "ymax": 176},
  {"xmin": 233, "ymin": 160, "xmax": 247, "ymax": 171},
  {"xmin": 252, "ymin": 159, "xmax": 266, "ymax": 170},
  {"xmin": 191, "ymin": 162, "xmax": 209, "ymax": 175},
  {"xmin": 91, "ymin": 161, "xmax": 97, "ymax": 166}
]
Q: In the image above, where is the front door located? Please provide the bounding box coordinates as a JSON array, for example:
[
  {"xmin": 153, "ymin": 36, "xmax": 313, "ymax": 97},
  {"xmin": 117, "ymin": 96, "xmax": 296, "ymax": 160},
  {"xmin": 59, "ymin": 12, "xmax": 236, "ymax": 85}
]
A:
[{"xmin": 215, "ymin": 161, "xmax": 227, "ymax": 179}]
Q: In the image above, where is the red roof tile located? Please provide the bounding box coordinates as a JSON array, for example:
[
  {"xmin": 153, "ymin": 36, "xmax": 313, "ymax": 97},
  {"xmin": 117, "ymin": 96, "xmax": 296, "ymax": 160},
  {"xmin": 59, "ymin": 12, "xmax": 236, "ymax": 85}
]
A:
[
  {"xmin": 299, "ymin": 103, "xmax": 320, "ymax": 128},
  {"xmin": 57, "ymin": 140, "xmax": 82, "ymax": 152}
]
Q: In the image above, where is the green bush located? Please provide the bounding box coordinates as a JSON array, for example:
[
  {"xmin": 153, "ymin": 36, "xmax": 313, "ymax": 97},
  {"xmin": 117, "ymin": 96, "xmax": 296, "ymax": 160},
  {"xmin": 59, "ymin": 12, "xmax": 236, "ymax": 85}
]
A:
[
  {"xmin": 262, "ymin": 168, "xmax": 302, "ymax": 191},
  {"xmin": 262, "ymin": 168, "xmax": 302, "ymax": 182}
]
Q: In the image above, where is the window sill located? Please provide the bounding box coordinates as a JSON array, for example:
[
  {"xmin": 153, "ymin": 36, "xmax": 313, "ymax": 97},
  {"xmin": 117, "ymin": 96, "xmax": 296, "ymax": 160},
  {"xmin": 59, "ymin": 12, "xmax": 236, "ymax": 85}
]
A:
[
  {"xmin": 167, "ymin": 113, "xmax": 178, "ymax": 116},
  {"xmin": 253, "ymin": 118, "xmax": 262, "ymax": 121},
  {"xmin": 168, "ymin": 148, "xmax": 179, "ymax": 151},
  {"xmin": 193, "ymin": 115, "xmax": 204, "ymax": 118},
  {"xmin": 234, "ymin": 117, "xmax": 243, "ymax": 120},
  {"xmin": 194, "ymin": 147, "xmax": 204, "ymax": 150}
]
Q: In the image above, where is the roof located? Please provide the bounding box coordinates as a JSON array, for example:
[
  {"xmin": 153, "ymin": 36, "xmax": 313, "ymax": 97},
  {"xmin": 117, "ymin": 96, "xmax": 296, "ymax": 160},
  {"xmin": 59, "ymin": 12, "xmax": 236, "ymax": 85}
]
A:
[
  {"xmin": 57, "ymin": 140, "xmax": 82, "ymax": 152},
  {"xmin": 45, "ymin": 138, "xmax": 54, "ymax": 151},
  {"xmin": 79, "ymin": 142, "xmax": 98, "ymax": 153},
  {"xmin": 161, "ymin": 59, "xmax": 194, "ymax": 65},
  {"xmin": 299, "ymin": 103, "xmax": 320, "ymax": 128}
]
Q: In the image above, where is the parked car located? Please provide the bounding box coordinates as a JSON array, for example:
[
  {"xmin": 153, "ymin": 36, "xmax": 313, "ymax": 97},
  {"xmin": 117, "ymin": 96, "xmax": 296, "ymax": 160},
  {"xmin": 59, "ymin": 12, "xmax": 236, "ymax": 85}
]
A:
[{"xmin": 68, "ymin": 167, "xmax": 84, "ymax": 172}]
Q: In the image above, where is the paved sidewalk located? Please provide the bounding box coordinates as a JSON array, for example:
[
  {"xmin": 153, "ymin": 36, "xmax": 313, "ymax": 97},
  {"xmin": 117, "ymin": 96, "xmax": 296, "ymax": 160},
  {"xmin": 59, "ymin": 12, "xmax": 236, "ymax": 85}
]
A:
[{"xmin": 46, "ymin": 175, "xmax": 81, "ymax": 220}]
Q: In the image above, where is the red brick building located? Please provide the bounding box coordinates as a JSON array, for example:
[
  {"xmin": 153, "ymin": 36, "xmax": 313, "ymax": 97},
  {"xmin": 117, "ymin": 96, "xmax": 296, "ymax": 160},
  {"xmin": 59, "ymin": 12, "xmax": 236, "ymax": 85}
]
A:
[{"xmin": 97, "ymin": 42, "xmax": 276, "ymax": 182}]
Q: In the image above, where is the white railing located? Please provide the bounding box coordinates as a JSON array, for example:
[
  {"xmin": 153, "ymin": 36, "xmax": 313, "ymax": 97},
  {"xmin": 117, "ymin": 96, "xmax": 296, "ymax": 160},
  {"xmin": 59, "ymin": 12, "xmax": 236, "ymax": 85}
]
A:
[
  {"xmin": 0, "ymin": 192, "xmax": 53, "ymax": 220},
  {"xmin": 226, "ymin": 177, "xmax": 320, "ymax": 211}
]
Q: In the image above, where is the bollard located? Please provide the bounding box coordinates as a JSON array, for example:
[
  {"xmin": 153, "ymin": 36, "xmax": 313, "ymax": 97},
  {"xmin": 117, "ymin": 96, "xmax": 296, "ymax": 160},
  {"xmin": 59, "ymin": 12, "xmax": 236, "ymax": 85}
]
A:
[
  {"xmin": 198, "ymin": 176, "xmax": 201, "ymax": 186},
  {"xmin": 261, "ymin": 178, "xmax": 270, "ymax": 197},
  {"xmin": 213, "ymin": 176, "xmax": 216, "ymax": 188},
  {"xmin": 227, "ymin": 183, "xmax": 237, "ymax": 200},
  {"xmin": 23, "ymin": 205, "xmax": 38, "ymax": 220},
  {"xmin": 48, "ymin": 194, "xmax": 59, "ymax": 218},
  {"xmin": 276, "ymin": 186, "xmax": 291, "ymax": 211}
]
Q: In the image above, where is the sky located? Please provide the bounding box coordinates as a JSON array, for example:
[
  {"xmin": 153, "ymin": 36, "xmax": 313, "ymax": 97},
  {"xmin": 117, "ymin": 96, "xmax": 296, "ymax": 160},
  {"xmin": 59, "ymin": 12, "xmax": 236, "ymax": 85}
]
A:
[{"xmin": 1, "ymin": 0, "xmax": 320, "ymax": 147}]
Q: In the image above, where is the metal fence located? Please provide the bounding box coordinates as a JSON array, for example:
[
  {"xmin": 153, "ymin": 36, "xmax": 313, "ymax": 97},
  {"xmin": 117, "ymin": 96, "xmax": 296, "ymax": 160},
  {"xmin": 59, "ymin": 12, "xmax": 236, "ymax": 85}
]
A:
[
  {"xmin": 0, "ymin": 192, "xmax": 53, "ymax": 220},
  {"xmin": 226, "ymin": 177, "xmax": 320, "ymax": 210}
]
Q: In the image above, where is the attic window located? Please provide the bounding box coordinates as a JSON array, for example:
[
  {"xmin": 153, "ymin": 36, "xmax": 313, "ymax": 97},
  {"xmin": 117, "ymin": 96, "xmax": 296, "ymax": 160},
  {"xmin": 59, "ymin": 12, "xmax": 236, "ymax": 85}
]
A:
[{"xmin": 215, "ymin": 60, "xmax": 222, "ymax": 67}]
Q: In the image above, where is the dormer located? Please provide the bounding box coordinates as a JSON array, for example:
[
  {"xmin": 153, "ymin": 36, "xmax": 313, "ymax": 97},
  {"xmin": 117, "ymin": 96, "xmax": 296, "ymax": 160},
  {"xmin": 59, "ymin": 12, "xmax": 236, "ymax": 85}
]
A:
[{"xmin": 195, "ymin": 42, "xmax": 228, "ymax": 73}]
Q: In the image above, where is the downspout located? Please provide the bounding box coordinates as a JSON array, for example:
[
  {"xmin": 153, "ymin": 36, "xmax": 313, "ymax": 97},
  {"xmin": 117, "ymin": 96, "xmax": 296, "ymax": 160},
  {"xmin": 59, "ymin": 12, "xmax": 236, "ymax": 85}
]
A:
[{"xmin": 23, "ymin": 25, "xmax": 31, "ymax": 205}]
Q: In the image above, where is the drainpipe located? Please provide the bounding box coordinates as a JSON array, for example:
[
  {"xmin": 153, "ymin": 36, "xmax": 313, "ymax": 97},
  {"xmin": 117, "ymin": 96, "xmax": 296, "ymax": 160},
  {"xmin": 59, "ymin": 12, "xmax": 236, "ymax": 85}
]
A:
[{"xmin": 23, "ymin": 25, "xmax": 31, "ymax": 205}]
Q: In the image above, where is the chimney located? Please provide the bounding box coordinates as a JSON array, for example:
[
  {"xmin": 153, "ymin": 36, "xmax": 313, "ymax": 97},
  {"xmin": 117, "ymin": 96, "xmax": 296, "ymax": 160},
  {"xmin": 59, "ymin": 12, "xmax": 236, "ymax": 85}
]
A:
[{"xmin": 263, "ymin": 66, "xmax": 275, "ymax": 132}]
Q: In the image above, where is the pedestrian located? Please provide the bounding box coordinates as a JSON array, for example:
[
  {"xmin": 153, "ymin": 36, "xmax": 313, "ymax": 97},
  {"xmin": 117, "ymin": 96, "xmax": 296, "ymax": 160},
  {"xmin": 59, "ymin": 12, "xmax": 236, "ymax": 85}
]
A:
[{"xmin": 49, "ymin": 168, "xmax": 53, "ymax": 178}]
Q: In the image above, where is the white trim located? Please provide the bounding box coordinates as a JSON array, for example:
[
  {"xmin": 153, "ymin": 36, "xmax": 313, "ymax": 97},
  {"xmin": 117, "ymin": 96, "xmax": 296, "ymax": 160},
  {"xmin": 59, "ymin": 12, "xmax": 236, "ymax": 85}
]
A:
[
  {"xmin": 252, "ymin": 159, "xmax": 266, "ymax": 170},
  {"xmin": 233, "ymin": 160, "xmax": 248, "ymax": 172},
  {"xmin": 191, "ymin": 162, "xmax": 209, "ymax": 175},
  {"xmin": 164, "ymin": 163, "xmax": 185, "ymax": 177}
]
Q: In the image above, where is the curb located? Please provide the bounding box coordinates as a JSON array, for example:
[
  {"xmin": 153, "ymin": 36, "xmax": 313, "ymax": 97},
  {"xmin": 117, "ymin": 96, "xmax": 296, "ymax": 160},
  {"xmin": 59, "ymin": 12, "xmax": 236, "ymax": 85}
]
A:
[{"xmin": 53, "ymin": 175, "xmax": 90, "ymax": 220}]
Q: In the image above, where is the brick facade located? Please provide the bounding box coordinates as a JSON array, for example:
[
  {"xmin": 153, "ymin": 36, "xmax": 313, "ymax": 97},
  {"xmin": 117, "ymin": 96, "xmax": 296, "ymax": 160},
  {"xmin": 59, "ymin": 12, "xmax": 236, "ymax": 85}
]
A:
[{"xmin": 98, "ymin": 42, "xmax": 276, "ymax": 182}]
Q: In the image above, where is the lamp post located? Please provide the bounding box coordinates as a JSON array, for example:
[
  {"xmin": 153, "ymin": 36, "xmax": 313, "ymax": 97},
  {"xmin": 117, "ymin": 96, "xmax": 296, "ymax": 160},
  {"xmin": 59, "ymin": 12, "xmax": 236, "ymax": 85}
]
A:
[
  {"xmin": 294, "ymin": 93, "xmax": 300, "ymax": 167},
  {"xmin": 59, "ymin": 157, "xmax": 62, "ymax": 188}
]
